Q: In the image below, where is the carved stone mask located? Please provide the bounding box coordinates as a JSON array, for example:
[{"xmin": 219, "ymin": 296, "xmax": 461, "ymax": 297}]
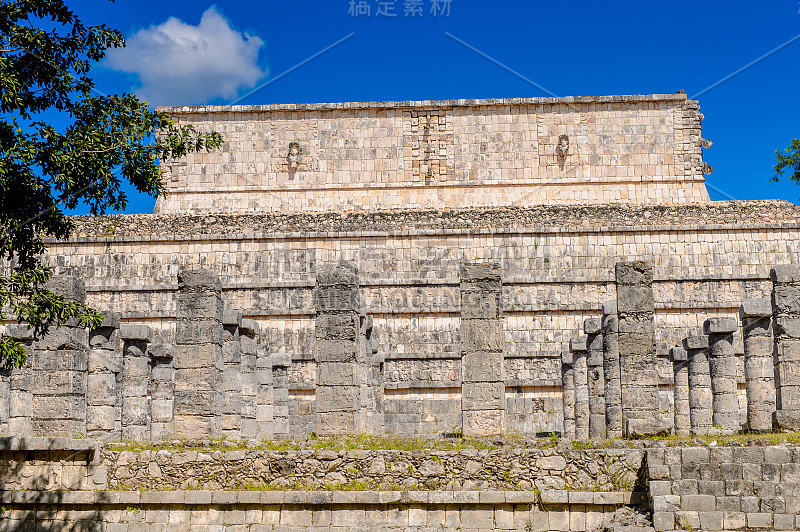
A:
[
  {"xmin": 288, "ymin": 142, "xmax": 300, "ymax": 168},
  {"xmin": 557, "ymin": 135, "xmax": 569, "ymax": 158}
]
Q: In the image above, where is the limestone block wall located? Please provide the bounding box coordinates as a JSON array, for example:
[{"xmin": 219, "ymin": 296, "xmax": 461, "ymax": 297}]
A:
[
  {"xmin": 20, "ymin": 201, "xmax": 797, "ymax": 437},
  {"xmin": 154, "ymin": 94, "xmax": 710, "ymax": 214},
  {"xmin": 647, "ymin": 445, "xmax": 800, "ymax": 531}
]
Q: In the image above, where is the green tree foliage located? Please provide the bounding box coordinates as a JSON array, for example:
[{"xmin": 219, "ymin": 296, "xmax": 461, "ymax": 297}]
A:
[
  {"xmin": 772, "ymin": 139, "xmax": 800, "ymax": 185},
  {"xmin": 0, "ymin": 0, "xmax": 223, "ymax": 370}
]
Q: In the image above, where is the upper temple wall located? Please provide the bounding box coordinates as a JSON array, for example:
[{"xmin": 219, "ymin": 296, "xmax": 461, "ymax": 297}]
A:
[{"xmin": 154, "ymin": 94, "xmax": 710, "ymax": 214}]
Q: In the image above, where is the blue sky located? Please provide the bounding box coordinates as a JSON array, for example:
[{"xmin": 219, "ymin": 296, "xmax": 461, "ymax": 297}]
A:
[{"xmin": 66, "ymin": 0, "xmax": 800, "ymax": 213}]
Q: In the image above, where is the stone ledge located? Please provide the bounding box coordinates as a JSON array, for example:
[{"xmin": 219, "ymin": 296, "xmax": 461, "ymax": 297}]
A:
[
  {"xmin": 156, "ymin": 93, "xmax": 688, "ymax": 114},
  {"xmin": 0, "ymin": 489, "xmax": 641, "ymax": 506},
  {"xmin": 60, "ymin": 200, "xmax": 800, "ymax": 242},
  {"xmin": 0, "ymin": 437, "xmax": 98, "ymax": 453}
]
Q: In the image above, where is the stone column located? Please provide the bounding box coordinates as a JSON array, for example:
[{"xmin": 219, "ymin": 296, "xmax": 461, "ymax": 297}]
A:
[
  {"xmin": 771, "ymin": 265, "xmax": 800, "ymax": 430},
  {"xmin": 561, "ymin": 351, "xmax": 576, "ymax": 440},
  {"xmin": 314, "ymin": 261, "xmax": 371, "ymax": 435},
  {"xmin": 149, "ymin": 343, "xmax": 174, "ymax": 442},
  {"xmin": 222, "ymin": 310, "xmax": 243, "ymax": 440},
  {"xmin": 87, "ymin": 311, "xmax": 121, "ymax": 441},
  {"xmin": 740, "ymin": 298, "xmax": 776, "ymax": 433},
  {"xmin": 459, "ymin": 263, "xmax": 505, "ymax": 437},
  {"xmin": 570, "ymin": 336, "xmax": 589, "ymax": 442},
  {"xmin": 684, "ymin": 335, "xmax": 713, "ymax": 435},
  {"xmin": 240, "ymin": 319, "xmax": 259, "ymax": 440},
  {"xmin": 270, "ymin": 353, "xmax": 289, "ymax": 439},
  {"xmin": 5, "ymin": 325, "xmax": 33, "ymax": 436},
  {"xmin": 705, "ymin": 317, "xmax": 740, "ymax": 434},
  {"xmin": 30, "ymin": 276, "xmax": 89, "ymax": 438},
  {"xmin": 361, "ymin": 314, "xmax": 384, "ymax": 434},
  {"xmin": 615, "ymin": 261, "xmax": 664, "ymax": 437},
  {"xmin": 120, "ymin": 324, "xmax": 152, "ymax": 441},
  {"xmin": 602, "ymin": 301, "xmax": 623, "ymax": 439},
  {"xmin": 670, "ymin": 346, "xmax": 690, "ymax": 436},
  {"xmin": 174, "ymin": 269, "xmax": 224, "ymax": 440},
  {"xmin": 585, "ymin": 318, "xmax": 606, "ymax": 440},
  {"xmin": 0, "ymin": 361, "xmax": 8, "ymax": 435},
  {"xmin": 255, "ymin": 344, "xmax": 274, "ymax": 441}
]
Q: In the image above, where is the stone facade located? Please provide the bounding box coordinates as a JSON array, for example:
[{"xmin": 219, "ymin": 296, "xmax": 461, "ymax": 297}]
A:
[{"xmin": 154, "ymin": 94, "xmax": 710, "ymax": 214}]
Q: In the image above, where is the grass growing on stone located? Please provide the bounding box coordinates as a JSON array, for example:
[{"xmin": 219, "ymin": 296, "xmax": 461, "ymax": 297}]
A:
[{"xmin": 106, "ymin": 430, "xmax": 800, "ymax": 455}]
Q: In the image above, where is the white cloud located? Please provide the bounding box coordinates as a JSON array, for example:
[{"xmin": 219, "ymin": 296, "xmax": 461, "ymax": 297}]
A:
[{"xmin": 105, "ymin": 6, "xmax": 266, "ymax": 106}]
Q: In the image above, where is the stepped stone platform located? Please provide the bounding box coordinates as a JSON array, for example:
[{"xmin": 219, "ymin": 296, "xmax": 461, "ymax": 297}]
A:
[{"xmin": 4, "ymin": 93, "xmax": 800, "ymax": 530}]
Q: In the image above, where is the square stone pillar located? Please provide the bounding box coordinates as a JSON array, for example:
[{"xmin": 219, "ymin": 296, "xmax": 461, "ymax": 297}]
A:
[
  {"xmin": 222, "ymin": 309, "xmax": 243, "ymax": 440},
  {"xmin": 239, "ymin": 319, "xmax": 260, "ymax": 440},
  {"xmin": 670, "ymin": 346, "xmax": 690, "ymax": 436},
  {"xmin": 771, "ymin": 266, "xmax": 800, "ymax": 431},
  {"xmin": 561, "ymin": 351, "xmax": 576, "ymax": 440},
  {"xmin": 270, "ymin": 353, "xmax": 290, "ymax": 439},
  {"xmin": 314, "ymin": 261, "xmax": 371, "ymax": 435},
  {"xmin": 174, "ymin": 269, "xmax": 224, "ymax": 440},
  {"xmin": 255, "ymin": 344, "xmax": 275, "ymax": 441},
  {"xmin": 120, "ymin": 324, "xmax": 152, "ymax": 441},
  {"xmin": 615, "ymin": 261, "xmax": 666, "ymax": 437},
  {"xmin": 30, "ymin": 275, "xmax": 89, "ymax": 438},
  {"xmin": 585, "ymin": 318, "xmax": 606, "ymax": 440},
  {"xmin": 570, "ymin": 336, "xmax": 589, "ymax": 442},
  {"xmin": 602, "ymin": 301, "xmax": 623, "ymax": 438},
  {"xmin": 705, "ymin": 317, "xmax": 740, "ymax": 434},
  {"xmin": 5, "ymin": 325, "xmax": 33, "ymax": 436},
  {"xmin": 460, "ymin": 263, "xmax": 505, "ymax": 437},
  {"xmin": 149, "ymin": 343, "xmax": 174, "ymax": 442},
  {"xmin": 740, "ymin": 298, "xmax": 776, "ymax": 433},
  {"xmin": 87, "ymin": 311, "xmax": 121, "ymax": 441}
]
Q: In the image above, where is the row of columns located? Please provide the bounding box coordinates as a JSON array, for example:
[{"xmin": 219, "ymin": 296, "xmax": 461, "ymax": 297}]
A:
[
  {"xmin": 564, "ymin": 261, "xmax": 671, "ymax": 440},
  {"xmin": 665, "ymin": 264, "xmax": 800, "ymax": 435}
]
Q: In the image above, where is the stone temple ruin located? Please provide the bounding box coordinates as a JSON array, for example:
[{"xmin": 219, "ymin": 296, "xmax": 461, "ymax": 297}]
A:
[{"xmin": 4, "ymin": 93, "xmax": 800, "ymax": 531}]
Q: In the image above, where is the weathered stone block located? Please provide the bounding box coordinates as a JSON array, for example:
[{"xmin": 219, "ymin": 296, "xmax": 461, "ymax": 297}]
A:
[
  {"xmin": 174, "ymin": 390, "xmax": 220, "ymax": 416},
  {"xmin": 119, "ymin": 324, "xmax": 153, "ymax": 343},
  {"xmin": 173, "ymin": 344, "xmax": 222, "ymax": 370},
  {"xmin": 176, "ymin": 297, "xmax": 224, "ymax": 329},
  {"xmin": 148, "ymin": 343, "xmax": 174, "ymax": 360},
  {"xmin": 460, "ymin": 291, "xmax": 501, "ymax": 319},
  {"xmin": 671, "ymin": 346, "xmax": 688, "ymax": 362},
  {"xmin": 616, "ymin": 285, "xmax": 654, "ymax": 313},
  {"xmin": 569, "ymin": 336, "xmax": 587, "ymax": 352},
  {"xmin": 705, "ymin": 317, "xmax": 738, "ymax": 335},
  {"xmin": 685, "ymin": 335, "xmax": 709, "ymax": 350},
  {"xmin": 462, "ymin": 381, "xmax": 504, "ymax": 410},
  {"xmin": 316, "ymin": 362, "xmax": 358, "ymax": 386},
  {"xmin": 741, "ymin": 298, "xmax": 772, "ymax": 318},
  {"xmin": 315, "ymin": 339, "xmax": 358, "ymax": 362},
  {"xmin": 175, "ymin": 320, "xmax": 222, "ymax": 345},
  {"xmin": 178, "ymin": 269, "xmax": 221, "ymax": 292},
  {"xmin": 316, "ymin": 261, "xmax": 359, "ymax": 286},
  {"xmin": 462, "ymin": 408, "xmax": 504, "ymax": 436},
  {"xmin": 44, "ymin": 275, "xmax": 86, "ymax": 303},
  {"xmin": 461, "ymin": 320, "xmax": 502, "ymax": 352},
  {"xmin": 222, "ymin": 309, "xmax": 242, "ymax": 327},
  {"xmin": 462, "ymin": 351, "xmax": 503, "ymax": 382},
  {"xmin": 316, "ymin": 385, "xmax": 360, "ymax": 412},
  {"xmin": 314, "ymin": 313, "xmax": 358, "ymax": 340},
  {"xmin": 313, "ymin": 287, "xmax": 360, "ymax": 312},
  {"xmin": 240, "ymin": 319, "xmax": 259, "ymax": 336},
  {"xmin": 584, "ymin": 318, "xmax": 602, "ymax": 335}
]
